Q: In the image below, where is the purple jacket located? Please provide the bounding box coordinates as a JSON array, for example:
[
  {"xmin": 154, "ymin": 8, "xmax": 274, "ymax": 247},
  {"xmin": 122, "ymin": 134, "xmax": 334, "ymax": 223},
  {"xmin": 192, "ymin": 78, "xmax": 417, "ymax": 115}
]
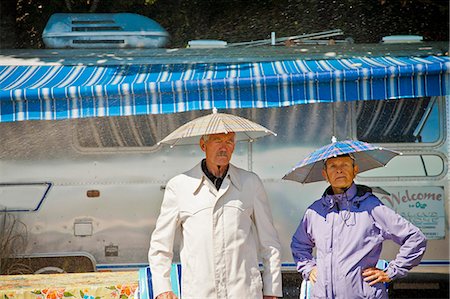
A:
[{"xmin": 291, "ymin": 183, "xmax": 427, "ymax": 299}]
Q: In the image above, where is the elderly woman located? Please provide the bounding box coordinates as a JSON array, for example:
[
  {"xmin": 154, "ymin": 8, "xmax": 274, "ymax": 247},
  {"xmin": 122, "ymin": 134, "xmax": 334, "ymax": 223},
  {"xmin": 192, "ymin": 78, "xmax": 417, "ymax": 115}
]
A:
[{"xmin": 291, "ymin": 153, "xmax": 427, "ymax": 299}]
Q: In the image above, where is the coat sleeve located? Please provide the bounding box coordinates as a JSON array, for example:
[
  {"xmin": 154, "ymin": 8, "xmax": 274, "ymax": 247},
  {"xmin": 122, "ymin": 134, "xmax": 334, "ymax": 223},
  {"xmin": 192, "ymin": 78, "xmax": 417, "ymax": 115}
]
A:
[
  {"xmin": 290, "ymin": 210, "xmax": 317, "ymax": 280},
  {"xmin": 370, "ymin": 202, "xmax": 427, "ymax": 280},
  {"xmin": 252, "ymin": 175, "xmax": 283, "ymax": 297},
  {"xmin": 148, "ymin": 179, "xmax": 180, "ymax": 298}
]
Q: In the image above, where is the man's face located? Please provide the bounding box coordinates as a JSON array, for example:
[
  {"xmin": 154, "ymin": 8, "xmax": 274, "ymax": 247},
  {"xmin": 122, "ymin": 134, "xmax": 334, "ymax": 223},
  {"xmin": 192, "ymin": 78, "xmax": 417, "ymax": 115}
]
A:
[
  {"xmin": 200, "ymin": 133, "xmax": 236, "ymax": 167},
  {"xmin": 322, "ymin": 156, "xmax": 359, "ymax": 191}
]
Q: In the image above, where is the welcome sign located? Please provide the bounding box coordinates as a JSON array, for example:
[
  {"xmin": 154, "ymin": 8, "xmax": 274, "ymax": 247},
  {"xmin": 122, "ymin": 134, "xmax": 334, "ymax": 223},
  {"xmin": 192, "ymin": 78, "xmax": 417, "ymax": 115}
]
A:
[{"xmin": 375, "ymin": 186, "xmax": 445, "ymax": 240}]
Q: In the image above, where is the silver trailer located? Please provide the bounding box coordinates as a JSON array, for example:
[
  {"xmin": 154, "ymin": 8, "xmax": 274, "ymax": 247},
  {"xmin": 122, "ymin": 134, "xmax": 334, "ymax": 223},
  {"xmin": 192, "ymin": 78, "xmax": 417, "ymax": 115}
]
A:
[{"xmin": 0, "ymin": 44, "xmax": 448, "ymax": 296}]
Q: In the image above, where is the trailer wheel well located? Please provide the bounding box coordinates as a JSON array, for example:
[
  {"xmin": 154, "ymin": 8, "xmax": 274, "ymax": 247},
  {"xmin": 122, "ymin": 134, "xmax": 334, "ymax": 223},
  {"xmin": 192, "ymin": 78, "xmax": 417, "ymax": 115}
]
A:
[{"xmin": 1, "ymin": 254, "xmax": 96, "ymax": 274}]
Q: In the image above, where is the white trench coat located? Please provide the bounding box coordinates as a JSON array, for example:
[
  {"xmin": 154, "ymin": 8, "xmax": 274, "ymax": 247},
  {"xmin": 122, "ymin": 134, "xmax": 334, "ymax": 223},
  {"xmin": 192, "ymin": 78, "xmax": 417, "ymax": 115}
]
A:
[{"xmin": 148, "ymin": 162, "xmax": 282, "ymax": 299}]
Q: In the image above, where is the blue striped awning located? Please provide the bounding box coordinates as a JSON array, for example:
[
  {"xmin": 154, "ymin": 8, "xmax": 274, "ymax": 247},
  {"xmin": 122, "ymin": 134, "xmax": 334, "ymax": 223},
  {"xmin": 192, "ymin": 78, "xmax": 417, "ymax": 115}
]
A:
[{"xmin": 0, "ymin": 55, "xmax": 449, "ymax": 122}]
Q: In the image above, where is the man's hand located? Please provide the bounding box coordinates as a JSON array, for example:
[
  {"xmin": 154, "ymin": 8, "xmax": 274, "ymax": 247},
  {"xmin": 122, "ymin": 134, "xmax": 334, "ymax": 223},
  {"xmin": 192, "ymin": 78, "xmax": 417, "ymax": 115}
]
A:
[
  {"xmin": 362, "ymin": 267, "xmax": 391, "ymax": 286},
  {"xmin": 309, "ymin": 266, "xmax": 318, "ymax": 283},
  {"xmin": 156, "ymin": 291, "xmax": 178, "ymax": 299},
  {"xmin": 263, "ymin": 296, "xmax": 278, "ymax": 299}
]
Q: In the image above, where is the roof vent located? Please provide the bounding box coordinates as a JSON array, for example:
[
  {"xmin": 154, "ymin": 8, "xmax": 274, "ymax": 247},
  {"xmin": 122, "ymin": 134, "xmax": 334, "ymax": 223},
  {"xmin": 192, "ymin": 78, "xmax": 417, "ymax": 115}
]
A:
[
  {"xmin": 42, "ymin": 13, "xmax": 169, "ymax": 49},
  {"xmin": 381, "ymin": 35, "xmax": 423, "ymax": 44},
  {"xmin": 187, "ymin": 40, "xmax": 228, "ymax": 48}
]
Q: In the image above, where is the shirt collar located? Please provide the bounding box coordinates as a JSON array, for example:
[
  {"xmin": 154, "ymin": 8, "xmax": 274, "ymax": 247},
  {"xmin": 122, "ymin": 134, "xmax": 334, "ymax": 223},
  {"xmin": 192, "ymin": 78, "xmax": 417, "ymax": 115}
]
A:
[{"xmin": 201, "ymin": 159, "xmax": 229, "ymax": 190}]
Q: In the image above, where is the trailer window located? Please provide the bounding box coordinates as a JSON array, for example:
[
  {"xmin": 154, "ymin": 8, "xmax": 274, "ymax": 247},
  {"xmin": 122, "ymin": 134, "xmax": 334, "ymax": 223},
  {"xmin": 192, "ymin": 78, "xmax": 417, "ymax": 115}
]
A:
[
  {"xmin": 359, "ymin": 154, "xmax": 444, "ymax": 178},
  {"xmin": 0, "ymin": 183, "xmax": 51, "ymax": 212},
  {"xmin": 75, "ymin": 115, "xmax": 159, "ymax": 148},
  {"xmin": 356, "ymin": 97, "xmax": 440, "ymax": 143},
  {"xmin": 76, "ymin": 111, "xmax": 217, "ymax": 149},
  {"xmin": 159, "ymin": 110, "xmax": 211, "ymax": 142}
]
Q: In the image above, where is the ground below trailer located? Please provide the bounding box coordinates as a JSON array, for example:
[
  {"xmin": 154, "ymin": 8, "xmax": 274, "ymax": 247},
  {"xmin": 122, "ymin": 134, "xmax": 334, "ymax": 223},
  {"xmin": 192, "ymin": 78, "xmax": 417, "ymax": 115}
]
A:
[{"xmin": 283, "ymin": 272, "xmax": 450, "ymax": 299}]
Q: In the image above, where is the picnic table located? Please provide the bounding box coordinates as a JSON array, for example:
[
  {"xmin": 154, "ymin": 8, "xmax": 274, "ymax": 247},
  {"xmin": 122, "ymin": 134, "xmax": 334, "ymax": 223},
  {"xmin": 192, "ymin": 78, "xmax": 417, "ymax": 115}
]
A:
[{"xmin": 0, "ymin": 271, "xmax": 138, "ymax": 299}]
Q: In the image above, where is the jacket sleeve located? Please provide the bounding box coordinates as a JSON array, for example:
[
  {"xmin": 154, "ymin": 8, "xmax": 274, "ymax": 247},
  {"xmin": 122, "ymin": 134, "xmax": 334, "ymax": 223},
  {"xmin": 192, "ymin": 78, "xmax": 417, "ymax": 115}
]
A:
[
  {"xmin": 370, "ymin": 202, "xmax": 427, "ymax": 280},
  {"xmin": 148, "ymin": 180, "xmax": 180, "ymax": 298},
  {"xmin": 252, "ymin": 175, "xmax": 283, "ymax": 297},
  {"xmin": 291, "ymin": 211, "xmax": 317, "ymax": 280}
]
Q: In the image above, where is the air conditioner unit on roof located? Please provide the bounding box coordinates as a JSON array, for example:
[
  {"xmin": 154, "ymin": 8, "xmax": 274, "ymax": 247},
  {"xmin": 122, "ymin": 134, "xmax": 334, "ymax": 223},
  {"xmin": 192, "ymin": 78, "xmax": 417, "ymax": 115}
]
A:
[{"xmin": 42, "ymin": 13, "xmax": 169, "ymax": 49}]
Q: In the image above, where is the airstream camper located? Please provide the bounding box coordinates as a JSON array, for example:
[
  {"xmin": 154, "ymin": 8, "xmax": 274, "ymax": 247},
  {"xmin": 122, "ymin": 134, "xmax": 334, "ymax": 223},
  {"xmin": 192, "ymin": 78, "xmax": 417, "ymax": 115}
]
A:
[{"xmin": 0, "ymin": 40, "xmax": 448, "ymax": 296}]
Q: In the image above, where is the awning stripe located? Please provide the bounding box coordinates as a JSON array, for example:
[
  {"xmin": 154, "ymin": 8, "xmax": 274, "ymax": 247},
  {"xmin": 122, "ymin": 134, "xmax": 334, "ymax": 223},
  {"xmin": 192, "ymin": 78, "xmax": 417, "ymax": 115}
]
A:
[{"xmin": 0, "ymin": 55, "xmax": 449, "ymax": 122}]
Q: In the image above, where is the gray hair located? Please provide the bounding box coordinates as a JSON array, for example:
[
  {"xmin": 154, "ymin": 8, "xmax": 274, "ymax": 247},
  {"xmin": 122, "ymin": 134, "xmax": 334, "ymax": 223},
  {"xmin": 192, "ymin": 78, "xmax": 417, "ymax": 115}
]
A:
[
  {"xmin": 200, "ymin": 133, "xmax": 236, "ymax": 142},
  {"xmin": 323, "ymin": 153, "xmax": 356, "ymax": 169}
]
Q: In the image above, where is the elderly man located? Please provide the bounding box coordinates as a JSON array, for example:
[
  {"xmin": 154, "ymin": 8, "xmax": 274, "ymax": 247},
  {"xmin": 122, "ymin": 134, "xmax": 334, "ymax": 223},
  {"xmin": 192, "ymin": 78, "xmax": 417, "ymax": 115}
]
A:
[
  {"xmin": 149, "ymin": 132, "xmax": 282, "ymax": 299},
  {"xmin": 291, "ymin": 154, "xmax": 427, "ymax": 298}
]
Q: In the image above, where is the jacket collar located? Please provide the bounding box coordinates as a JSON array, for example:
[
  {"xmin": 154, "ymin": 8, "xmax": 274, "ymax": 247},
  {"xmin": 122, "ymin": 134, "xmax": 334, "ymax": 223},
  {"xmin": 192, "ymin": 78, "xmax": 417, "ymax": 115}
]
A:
[
  {"xmin": 321, "ymin": 182, "xmax": 357, "ymax": 209},
  {"xmin": 192, "ymin": 161, "xmax": 241, "ymax": 195},
  {"xmin": 321, "ymin": 182, "xmax": 373, "ymax": 209},
  {"xmin": 226, "ymin": 163, "xmax": 242, "ymax": 191}
]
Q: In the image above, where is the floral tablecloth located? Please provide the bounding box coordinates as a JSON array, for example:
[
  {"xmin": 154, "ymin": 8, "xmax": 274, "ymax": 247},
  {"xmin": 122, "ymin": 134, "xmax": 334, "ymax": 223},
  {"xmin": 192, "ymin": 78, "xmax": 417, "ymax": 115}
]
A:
[{"xmin": 0, "ymin": 271, "xmax": 138, "ymax": 299}]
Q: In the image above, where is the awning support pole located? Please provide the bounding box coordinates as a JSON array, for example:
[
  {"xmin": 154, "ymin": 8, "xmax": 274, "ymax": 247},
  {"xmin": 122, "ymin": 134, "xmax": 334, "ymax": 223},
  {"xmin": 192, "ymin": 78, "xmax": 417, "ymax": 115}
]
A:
[{"xmin": 248, "ymin": 141, "xmax": 253, "ymax": 172}]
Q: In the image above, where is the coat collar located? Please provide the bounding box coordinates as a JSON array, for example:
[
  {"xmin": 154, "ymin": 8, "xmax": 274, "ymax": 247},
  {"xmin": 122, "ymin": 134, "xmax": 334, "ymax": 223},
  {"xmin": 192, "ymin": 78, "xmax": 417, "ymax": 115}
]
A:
[
  {"xmin": 321, "ymin": 183, "xmax": 373, "ymax": 209},
  {"xmin": 192, "ymin": 161, "xmax": 241, "ymax": 195},
  {"xmin": 321, "ymin": 182, "xmax": 357, "ymax": 209}
]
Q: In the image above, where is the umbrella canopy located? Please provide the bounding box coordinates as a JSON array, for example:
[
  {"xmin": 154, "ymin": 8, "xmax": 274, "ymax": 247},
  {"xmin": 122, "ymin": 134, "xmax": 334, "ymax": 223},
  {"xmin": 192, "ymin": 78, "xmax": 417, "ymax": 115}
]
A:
[
  {"xmin": 158, "ymin": 108, "xmax": 276, "ymax": 147},
  {"xmin": 282, "ymin": 137, "xmax": 401, "ymax": 184}
]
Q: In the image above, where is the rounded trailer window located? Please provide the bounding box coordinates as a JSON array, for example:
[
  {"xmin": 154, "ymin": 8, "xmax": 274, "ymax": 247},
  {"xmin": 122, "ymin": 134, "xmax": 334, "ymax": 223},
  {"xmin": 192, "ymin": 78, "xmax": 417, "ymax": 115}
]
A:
[
  {"xmin": 359, "ymin": 154, "xmax": 444, "ymax": 178},
  {"xmin": 356, "ymin": 97, "xmax": 441, "ymax": 144}
]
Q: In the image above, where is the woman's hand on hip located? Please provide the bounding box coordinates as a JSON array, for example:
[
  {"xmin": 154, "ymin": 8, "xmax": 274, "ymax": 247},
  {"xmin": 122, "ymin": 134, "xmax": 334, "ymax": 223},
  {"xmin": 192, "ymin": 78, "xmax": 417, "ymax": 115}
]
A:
[{"xmin": 362, "ymin": 267, "xmax": 391, "ymax": 286}]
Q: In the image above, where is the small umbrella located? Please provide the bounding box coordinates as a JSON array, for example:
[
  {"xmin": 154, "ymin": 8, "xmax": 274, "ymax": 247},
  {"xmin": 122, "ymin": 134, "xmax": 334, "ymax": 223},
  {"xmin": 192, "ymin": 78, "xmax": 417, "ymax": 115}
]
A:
[
  {"xmin": 158, "ymin": 108, "xmax": 277, "ymax": 147},
  {"xmin": 282, "ymin": 136, "xmax": 401, "ymax": 184}
]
